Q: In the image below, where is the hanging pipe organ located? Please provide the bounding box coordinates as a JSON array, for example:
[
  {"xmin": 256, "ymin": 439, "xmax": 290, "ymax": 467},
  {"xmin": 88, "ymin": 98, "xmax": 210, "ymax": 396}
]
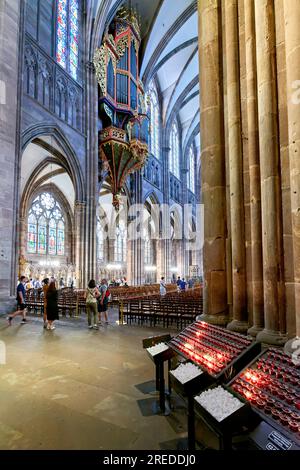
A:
[{"xmin": 94, "ymin": 7, "xmax": 149, "ymax": 209}]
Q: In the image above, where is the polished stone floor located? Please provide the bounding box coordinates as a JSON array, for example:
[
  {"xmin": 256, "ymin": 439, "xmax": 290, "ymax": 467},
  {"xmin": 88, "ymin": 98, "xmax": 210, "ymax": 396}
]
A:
[{"xmin": 0, "ymin": 309, "xmax": 187, "ymax": 450}]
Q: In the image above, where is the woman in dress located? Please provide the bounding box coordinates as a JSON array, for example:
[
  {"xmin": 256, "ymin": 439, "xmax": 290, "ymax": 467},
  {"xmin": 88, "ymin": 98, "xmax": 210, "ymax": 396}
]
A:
[
  {"xmin": 46, "ymin": 279, "xmax": 59, "ymax": 330},
  {"xmin": 42, "ymin": 277, "xmax": 49, "ymax": 329}
]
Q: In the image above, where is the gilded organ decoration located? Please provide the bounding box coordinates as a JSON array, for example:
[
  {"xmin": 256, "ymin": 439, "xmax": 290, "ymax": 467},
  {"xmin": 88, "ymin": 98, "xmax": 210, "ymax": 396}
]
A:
[{"xmin": 93, "ymin": 6, "xmax": 149, "ymax": 209}]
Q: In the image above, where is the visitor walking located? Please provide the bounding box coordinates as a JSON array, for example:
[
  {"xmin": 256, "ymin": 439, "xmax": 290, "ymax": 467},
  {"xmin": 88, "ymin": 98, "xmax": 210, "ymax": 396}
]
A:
[
  {"xmin": 46, "ymin": 279, "xmax": 59, "ymax": 330},
  {"xmin": 176, "ymin": 276, "xmax": 181, "ymax": 293},
  {"xmin": 85, "ymin": 279, "xmax": 100, "ymax": 330},
  {"xmin": 7, "ymin": 276, "xmax": 28, "ymax": 325}
]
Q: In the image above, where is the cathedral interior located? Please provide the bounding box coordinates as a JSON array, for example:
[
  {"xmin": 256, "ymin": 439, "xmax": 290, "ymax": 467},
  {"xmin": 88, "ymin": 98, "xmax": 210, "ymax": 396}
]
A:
[{"xmin": 0, "ymin": 0, "xmax": 300, "ymax": 453}]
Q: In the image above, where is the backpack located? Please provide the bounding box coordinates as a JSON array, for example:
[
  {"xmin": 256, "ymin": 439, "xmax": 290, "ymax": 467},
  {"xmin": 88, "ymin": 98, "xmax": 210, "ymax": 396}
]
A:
[{"xmin": 105, "ymin": 289, "xmax": 112, "ymax": 301}]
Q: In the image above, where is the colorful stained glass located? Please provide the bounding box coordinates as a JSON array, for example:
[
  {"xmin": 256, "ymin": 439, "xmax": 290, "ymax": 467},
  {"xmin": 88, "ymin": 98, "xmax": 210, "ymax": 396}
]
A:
[
  {"xmin": 38, "ymin": 216, "xmax": 47, "ymax": 254},
  {"xmin": 48, "ymin": 219, "xmax": 57, "ymax": 255},
  {"xmin": 57, "ymin": 220, "xmax": 65, "ymax": 255},
  {"xmin": 56, "ymin": 0, "xmax": 68, "ymax": 69},
  {"xmin": 56, "ymin": 0, "xmax": 79, "ymax": 79},
  {"xmin": 69, "ymin": 0, "xmax": 79, "ymax": 80},
  {"xmin": 27, "ymin": 193, "xmax": 65, "ymax": 257},
  {"xmin": 27, "ymin": 213, "xmax": 37, "ymax": 253}
]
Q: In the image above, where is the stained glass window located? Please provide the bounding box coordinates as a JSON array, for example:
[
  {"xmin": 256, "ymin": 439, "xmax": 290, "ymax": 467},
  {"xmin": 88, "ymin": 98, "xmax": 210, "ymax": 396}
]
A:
[
  {"xmin": 144, "ymin": 230, "xmax": 151, "ymax": 265},
  {"xmin": 114, "ymin": 220, "xmax": 127, "ymax": 263},
  {"xmin": 148, "ymin": 81, "xmax": 159, "ymax": 159},
  {"xmin": 27, "ymin": 193, "xmax": 65, "ymax": 256},
  {"xmin": 170, "ymin": 121, "xmax": 180, "ymax": 178},
  {"xmin": 27, "ymin": 213, "xmax": 37, "ymax": 253},
  {"xmin": 48, "ymin": 219, "xmax": 57, "ymax": 255},
  {"xmin": 57, "ymin": 220, "xmax": 65, "ymax": 255},
  {"xmin": 38, "ymin": 216, "xmax": 47, "ymax": 255},
  {"xmin": 188, "ymin": 147, "xmax": 195, "ymax": 193},
  {"xmin": 69, "ymin": 0, "xmax": 79, "ymax": 79},
  {"xmin": 97, "ymin": 222, "xmax": 105, "ymax": 262},
  {"xmin": 56, "ymin": 0, "xmax": 68, "ymax": 69},
  {"xmin": 56, "ymin": 0, "xmax": 79, "ymax": 80}
]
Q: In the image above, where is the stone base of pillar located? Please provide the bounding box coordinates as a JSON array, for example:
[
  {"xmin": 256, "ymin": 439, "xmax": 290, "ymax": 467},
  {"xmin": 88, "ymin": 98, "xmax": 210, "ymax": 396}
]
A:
[
  {"xmin": 247, "ymin": 325, "xmax": 264, "ymax": 338},
  {"xmin": 256, "ymin": 329, "xmax": 288, "ymax": 346},
  {"xmin": 284, "ymin": 337, "xmax": 300, "ymax": 363},
  {"xmin": 227, "ymin": 320, "xmax": 249, "ymax": 334},
  {"xmin": 196, "ymin": 312, "xmax": 228, "ymax": 327},
  {"xmin": 0, "ymin": 297, "xmax": 17, "ymax": 316}
]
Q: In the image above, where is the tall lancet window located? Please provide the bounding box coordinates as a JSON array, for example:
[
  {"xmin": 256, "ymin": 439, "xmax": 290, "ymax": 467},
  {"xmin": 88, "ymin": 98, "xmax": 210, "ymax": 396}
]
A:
[
  {"xmin": 188, "ymin": 147, "xmax": 196, "ymax": 193},
  {"xmin": 56, "ymin": 0, "xmax": 79, "ymax": 80},
  {"xmin": 169, "ymin": 121, "xmax": 180, "ymax": 178},
  {"xmin": 148, "ymin": 81, "xmax": 160, "ymax": 159}
]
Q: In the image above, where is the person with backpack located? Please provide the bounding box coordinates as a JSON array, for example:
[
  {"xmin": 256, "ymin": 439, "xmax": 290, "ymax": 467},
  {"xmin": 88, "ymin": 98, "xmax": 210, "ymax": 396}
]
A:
[
  {"xmin": 85, "ymin": 279, "xmax": 100, "ymax": 330},
  {"xmin": 98, "ymin": 278, "xmax": 110, "ymax": 325}
]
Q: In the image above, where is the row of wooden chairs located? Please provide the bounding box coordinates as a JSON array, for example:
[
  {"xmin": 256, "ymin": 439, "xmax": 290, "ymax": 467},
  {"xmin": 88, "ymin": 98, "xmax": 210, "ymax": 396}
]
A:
[{"xmin": 118, "ymin": 292, "xmax": 203, "ymax": 329}]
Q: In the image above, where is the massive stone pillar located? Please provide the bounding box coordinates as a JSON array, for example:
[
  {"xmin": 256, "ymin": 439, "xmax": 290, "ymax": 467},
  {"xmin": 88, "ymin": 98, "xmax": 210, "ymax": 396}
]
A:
[
  {"xmin": 244, "ymin": 0, "xmax": 264, "ymax": 336},
  {"xmin": 74, "ymin": 201, "xmax": 86, "ymax": 287},
  {"xmin": 225, "ymin": 0, "xmax": 248, "ymax": 333},
  {"xmin": 284, "ymin": 0, "xmax": 300, "ymax": 344},
  {"xmin": 129, "ymin": 171, "xmax": 143, "ymax": 285},
  {"xmin": 0, "ymin": 0, "xmax": 22, "ymax": 313},
  {"xmin": 255, "ymin": 0, "xmax": 287, "ymax": 345},
  {"xmin": 198, "ymin": 0, "xmax": 228, "ymax": 324},
  {"xmin": 85, "ymin": 61, "xmax": 98, "ymax": 284}
]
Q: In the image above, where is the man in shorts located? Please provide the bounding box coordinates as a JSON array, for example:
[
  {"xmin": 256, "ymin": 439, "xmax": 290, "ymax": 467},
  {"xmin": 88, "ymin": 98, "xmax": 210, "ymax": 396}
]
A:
[
  {"xmin": 98, "ymin": 279, "xmax": 109, "ymax": 325},
  {"xmin": 7, "ymin": 276, "xmax": 28, "ymax": 325}
]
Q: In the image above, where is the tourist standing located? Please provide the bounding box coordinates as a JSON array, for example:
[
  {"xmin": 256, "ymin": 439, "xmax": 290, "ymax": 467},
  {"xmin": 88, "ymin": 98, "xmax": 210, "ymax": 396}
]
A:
[
  {"xmin": 85, "ymin": 279, "xmax": 100, "ymax": 329},
  {"xmin": 98, "ymin": 279, "xmax": 110, "ymax": 325},
  {"xmin": 42, "ymin": 278, "xmax": 49, "ymax": 329},
  {"xmin": 46, "ymin": 279, "xmax": 59, "ymax": 330},
  {"xmin": 7, "ymin": 276, "xmax": 28, "ymax": 325},
  {"xmin": 176, "ymin": 276, "xmax": 181, "ymax": 293},
  {"xmin": 180, "ymin": 278, "xmax": 187, "ymax": 291},
  {"xmin": 160, "ymin": 277, "xmax": 167, "ymax": 296}
]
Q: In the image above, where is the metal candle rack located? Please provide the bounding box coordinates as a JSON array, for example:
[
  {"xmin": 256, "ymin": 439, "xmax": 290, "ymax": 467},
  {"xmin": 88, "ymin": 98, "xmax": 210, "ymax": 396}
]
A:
[
  {"xmin": 228, "ymin": 347, "xmax": 300, "ymax": 450},
  {"xmin": 167, "ymin": 320, "xmax": 261, "ymax": 449}
]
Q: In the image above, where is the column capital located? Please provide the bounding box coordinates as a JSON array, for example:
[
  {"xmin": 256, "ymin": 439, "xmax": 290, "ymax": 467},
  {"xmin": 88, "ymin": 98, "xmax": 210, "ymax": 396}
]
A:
[
  {"xmin": 85, "ymin": 61, "xmax": 96, "ymax": 73},
  {"xmin": 75, "ymin": 200, "xmax": 86, "ymax": 210}
]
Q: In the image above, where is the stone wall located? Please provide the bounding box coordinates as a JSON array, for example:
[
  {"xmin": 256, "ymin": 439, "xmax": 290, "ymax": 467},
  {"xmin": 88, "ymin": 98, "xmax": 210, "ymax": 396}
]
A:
[{"xmin": 0, "ymin": 0, "xmax": 21, "ymax": 312}]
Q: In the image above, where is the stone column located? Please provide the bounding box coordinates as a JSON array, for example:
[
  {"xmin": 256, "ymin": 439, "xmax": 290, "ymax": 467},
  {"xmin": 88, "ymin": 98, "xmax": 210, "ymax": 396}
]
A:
[
  {"xmin": 161, "ymin": 146, "xmax": 171, "ymax": 281},
  {"xmin": 74, "ymin": 201, "xmax": 86, "ymax": 288},
  {"xmin": 244, "ymin": 0, "xmax": 264, "ymax": 337},
  {"xmin": 225, "ymin": 0, "xmax": 248, "ymax": 333},
  {"xmin": 129, "ymin": 171, "xmax": 143, "ymax": 285},
  {"xmin": 181, "ymin": 167, "xmax": 189, "ymax": 279},
  {"xmin": 255, "ymin": 0, "xmax": 287, "ymax": 345},
  {"xmin": 283, "ymin": 0, "xmax": 300, "ymax": 346},
  {"xmin": 198, "ymin": 0, "xmax": 228, "ymax": 325},
  {"xmin": 85, "ymin": 61, "xmax": 98, "ymax": 284},
  {"xmin": 0, "ymin": 0, "xmax": 22, "ymax": 313}
]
